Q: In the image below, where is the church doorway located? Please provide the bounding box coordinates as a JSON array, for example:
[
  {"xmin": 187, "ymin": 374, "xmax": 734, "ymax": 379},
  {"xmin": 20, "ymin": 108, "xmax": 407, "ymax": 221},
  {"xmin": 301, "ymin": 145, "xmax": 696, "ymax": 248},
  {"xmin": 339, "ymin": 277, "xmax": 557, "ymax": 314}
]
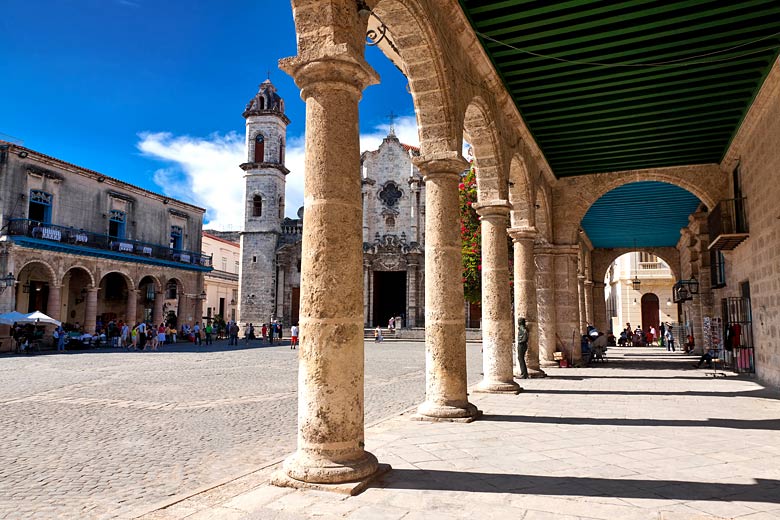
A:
[
  {"xmin": 641, "ymin": 293, "xmax": 660, "ymax": 333},
  {"xmin": 372, "ymin": 271, "xmax": 406, "ymax": 327}
]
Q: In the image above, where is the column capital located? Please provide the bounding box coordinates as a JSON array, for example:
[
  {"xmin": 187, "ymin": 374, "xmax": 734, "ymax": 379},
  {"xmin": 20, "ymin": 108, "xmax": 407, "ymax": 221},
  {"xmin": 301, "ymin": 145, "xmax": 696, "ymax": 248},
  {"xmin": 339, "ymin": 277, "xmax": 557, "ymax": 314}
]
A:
[
  {"xmin": 86, "ymin": 287, "xmax": 99, "ymax": 294},
  {"xmin": 413, "ymin": 152, "xmax": 468, "ymax": 181},
  {"xmin": 584, "ymin": 279, "xmax": 594, "ymax": 287},
  {"xmin": 474, "ymin": 200, "xmax": 511, "ymax": 219},
  {"xmin": 280, "ymin": 44, "xmax": 379, "ymax": 97},
  {"xmin": 507, "ymin": 226, "xmax": 538, "ymax": 241}
]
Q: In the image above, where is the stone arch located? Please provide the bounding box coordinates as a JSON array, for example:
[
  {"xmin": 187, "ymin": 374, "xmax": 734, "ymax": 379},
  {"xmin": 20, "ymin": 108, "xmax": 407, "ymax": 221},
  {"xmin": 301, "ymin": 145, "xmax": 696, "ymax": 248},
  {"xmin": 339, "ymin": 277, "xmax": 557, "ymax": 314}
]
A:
[
  {"xmin": 508, "ymin": 153, "xmax": 534, "ymax": 229},
  {"xmin": 463, "ymin": 96, "xmax": 506, "ymax": 201},
  {"xmin": 554, "ymin": 164, "xmax": 726, "ymax": 244},
  {"xmin": 62, "ymin": 264, "xmax": 97, "ymax": 288},
  {"xmin": 535, "ymin": 184, "xmax": 553, "ymax": 243},
  {"xmin": 99, "ymin": 270, "xmax": 135, "ymax": 291},
  {"xmin": 592, "ymin": 247, "xmax": 681, "ymax": 285},
  {"xmin": 16, "ymin": 259, "xmax": 56, "ymax": 284},
  {"xmin": 254, "ymin": 134, "xmax": 265, "ymax": 163},
  {"xmin": 138, "ymin": 274, "xmax": 162, "ymax": 293},
  {"xmin": 371, "ymin": 0, "xmax": 461, "ymax": 153}
]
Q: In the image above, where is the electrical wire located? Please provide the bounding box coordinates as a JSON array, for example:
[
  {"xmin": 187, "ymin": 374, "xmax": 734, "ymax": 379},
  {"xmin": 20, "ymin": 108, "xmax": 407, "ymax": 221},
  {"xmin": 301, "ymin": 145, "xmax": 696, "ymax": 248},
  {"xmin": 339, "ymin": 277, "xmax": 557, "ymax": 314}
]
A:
[{"xmin": 476, "ymin": 30, "xmax": 780, "ymax": 68}]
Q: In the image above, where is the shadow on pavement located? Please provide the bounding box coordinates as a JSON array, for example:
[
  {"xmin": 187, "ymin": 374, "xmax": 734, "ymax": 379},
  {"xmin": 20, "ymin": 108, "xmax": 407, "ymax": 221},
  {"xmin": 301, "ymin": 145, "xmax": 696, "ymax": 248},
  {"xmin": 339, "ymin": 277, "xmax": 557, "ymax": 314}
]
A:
[
  {"xmin": 378, "ymin": 469, "xmax": 780, "ymax": 504},
  {"xmin": 480, "ymin": 414, "xmax": 780, "ymax": 430}
]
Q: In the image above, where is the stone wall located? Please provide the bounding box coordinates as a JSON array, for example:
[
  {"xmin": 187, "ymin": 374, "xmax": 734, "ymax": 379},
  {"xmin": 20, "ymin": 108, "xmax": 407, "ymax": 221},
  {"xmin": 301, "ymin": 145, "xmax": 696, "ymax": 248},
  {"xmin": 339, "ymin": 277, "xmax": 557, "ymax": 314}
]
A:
[{"xmin": 717, "ymin": 60, "xmax": 780, "ymax": 388}]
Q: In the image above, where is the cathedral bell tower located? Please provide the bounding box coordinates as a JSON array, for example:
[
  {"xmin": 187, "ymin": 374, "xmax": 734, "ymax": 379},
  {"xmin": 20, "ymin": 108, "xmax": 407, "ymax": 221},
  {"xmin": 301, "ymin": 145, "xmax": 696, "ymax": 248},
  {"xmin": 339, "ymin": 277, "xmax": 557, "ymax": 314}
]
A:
[{"xmin": 238, "ymin": 79, "xmax": 290, "ymax": 326}]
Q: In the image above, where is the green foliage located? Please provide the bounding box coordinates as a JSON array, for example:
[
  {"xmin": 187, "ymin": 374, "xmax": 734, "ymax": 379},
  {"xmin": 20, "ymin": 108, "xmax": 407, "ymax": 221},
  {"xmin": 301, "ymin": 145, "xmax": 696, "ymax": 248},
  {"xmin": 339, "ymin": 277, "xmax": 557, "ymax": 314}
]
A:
[{"xmin": 459, "ymin": 161, "xmax": 481, "ymax": 303}]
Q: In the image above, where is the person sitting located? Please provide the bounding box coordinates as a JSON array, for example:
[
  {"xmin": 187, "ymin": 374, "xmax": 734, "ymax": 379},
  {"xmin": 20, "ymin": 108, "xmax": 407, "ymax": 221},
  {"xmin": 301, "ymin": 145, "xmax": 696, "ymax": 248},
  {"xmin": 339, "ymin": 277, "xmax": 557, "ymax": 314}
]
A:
[
  {"xmin": 588, "ymin": 332, "xmax": 609, "ymax": 363},
  {"xmin": 685, "ymin": 334, "xmax": 695, "ymax": 354},
  {"xmin": 693, "ymin": 348, "xmax": 716, "ymax": 369},
  {"xmin": 618, "ymin": 330, "xmax": 627, "ymax": 347}
]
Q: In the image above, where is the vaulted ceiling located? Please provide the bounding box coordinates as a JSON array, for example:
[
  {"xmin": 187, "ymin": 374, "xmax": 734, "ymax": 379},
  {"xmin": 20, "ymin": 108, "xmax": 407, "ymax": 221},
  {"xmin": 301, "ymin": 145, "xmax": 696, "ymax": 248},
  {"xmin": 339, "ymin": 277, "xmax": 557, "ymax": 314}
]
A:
[
  {"xmin": 459, "ymin": 0, "xmax": 780, "ymax": 177},
  {"xmin": 458, "ymin": 1, "xmax": 779, "ymax": 249}
]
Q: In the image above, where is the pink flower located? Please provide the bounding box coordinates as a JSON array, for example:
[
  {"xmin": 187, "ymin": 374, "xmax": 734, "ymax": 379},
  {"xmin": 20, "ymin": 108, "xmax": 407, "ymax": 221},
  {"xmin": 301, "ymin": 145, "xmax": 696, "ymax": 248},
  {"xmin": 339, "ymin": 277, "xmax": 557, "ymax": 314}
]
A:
[{"xmin": 458, "ymin": 183, "xmax": 465, "ymax": 190}]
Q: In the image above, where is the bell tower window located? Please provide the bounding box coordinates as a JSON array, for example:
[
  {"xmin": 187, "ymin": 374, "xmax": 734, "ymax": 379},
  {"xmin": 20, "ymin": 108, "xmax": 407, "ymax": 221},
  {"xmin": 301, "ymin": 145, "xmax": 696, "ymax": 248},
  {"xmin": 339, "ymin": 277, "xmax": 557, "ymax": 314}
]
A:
[
  {"xmin": 254, "ymin": 134, "xmax": 265, "ymax": 163},
  {"xmin": 279, "ymin": 137, "xmax": 285, "ymax": 164},
  {"xmin": 278, "ymin": 196, "xmax": 284, "ymax": 219},
  {"xmin": 252, "ymin": 195, "xmax": 263, "ymax": 217}
]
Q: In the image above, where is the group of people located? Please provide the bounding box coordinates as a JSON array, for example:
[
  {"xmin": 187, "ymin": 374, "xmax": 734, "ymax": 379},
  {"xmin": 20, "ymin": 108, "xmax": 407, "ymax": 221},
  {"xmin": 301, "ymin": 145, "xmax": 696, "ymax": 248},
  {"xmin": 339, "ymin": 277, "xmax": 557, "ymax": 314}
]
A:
[
  {"xmin": 616, "ymin": 322, "xmax": 695, "ymax": 354},
  {"xmin": 234, "ymin": 321, "xmax": 298, "ymax": 348}
]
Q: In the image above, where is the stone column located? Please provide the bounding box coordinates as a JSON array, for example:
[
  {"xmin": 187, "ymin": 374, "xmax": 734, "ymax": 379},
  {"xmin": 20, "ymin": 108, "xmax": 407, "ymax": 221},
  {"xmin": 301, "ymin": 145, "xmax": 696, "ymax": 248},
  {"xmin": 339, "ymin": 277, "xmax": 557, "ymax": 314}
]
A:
[
  {"xmin": 414, "ymin": 152, "xmax": 480, "ymax": 421},
  {"xmin": 535, "ymin": 248, "xmax": 558, "ymax": 367},
  {"xmin": 176, "ymin": 294, "xmax": 186, "ymax": 325},
  {"xmin": 509, "ymin": 228, "xmax": 545, "ymax": 377},
  {"xmin": 152, "ymin": 292, "xmax": 164, "ymax": 325},
  {"xmin": 406, "ymin": 259, "xmax": 418, "ymax": 328},
  {"xmin": 127, "ymin": 289, "xmax": 138, "ymax": 324},
  {"xmin": 47, "ymin": 284, "xmax": 62, "ymax": 323},
  {"xmin": 84, "ymin": 288, "xmax": 98, "ymax": 334},
  {"xmin": 592, "ymin": 282, "xmax": 608, "ymax": 332},
  {"xmin": 474, "ymin": 202, "xmax": 520, "ymax": 394},
  {"xmin": 275, "ymin": 45, "xmax": 381, "ymax": 485},
  {"xmin": 578, "ymin": 274, "xmax": 587, "ymax": 332},
  {"xmin": 363, "ymin": 262, "xmax": 370, "ymax": 327},
  {"xmin": 554, "ymin": 247, "xmax": 583, "ymax": 365},
  {"xmin": 584, "ymin": 280, "xmax": 594, "ymax": 327}
]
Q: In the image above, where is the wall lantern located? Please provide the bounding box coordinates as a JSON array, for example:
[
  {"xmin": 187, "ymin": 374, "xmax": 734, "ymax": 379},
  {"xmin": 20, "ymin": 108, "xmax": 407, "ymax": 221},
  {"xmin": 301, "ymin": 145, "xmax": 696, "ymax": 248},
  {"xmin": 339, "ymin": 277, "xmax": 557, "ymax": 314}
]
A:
[
  {"xmin": 0, "ymin": 272, "xmax": 15, "ymax": 293},
  {"xmin": 631, "ymin": 276, "xmax": 642, "ymax": 291},
  {"xmin": 666, "ymin": 298, "xmax": 672, "ymax": 306}
]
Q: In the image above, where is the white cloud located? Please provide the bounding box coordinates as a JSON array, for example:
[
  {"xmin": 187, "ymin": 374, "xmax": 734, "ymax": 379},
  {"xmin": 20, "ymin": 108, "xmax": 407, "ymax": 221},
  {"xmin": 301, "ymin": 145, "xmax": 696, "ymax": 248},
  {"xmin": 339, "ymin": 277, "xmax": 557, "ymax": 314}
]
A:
[{"xmin": 138, "ymin": 115, "xmax": 422, "ymax": 231}]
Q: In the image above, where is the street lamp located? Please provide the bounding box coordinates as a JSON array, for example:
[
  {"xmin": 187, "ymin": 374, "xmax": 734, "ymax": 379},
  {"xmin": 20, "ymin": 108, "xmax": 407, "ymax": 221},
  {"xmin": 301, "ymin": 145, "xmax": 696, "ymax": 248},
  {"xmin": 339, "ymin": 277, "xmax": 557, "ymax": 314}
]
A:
[{"xmin": 0, "ymin": 272, "xmax": 15, "ymax": 293}]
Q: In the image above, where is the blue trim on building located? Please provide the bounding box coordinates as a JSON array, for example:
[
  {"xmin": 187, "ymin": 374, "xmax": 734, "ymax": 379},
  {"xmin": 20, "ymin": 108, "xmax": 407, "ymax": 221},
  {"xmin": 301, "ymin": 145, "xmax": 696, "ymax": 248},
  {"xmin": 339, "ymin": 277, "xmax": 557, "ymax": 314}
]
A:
[{"xmin": 11, "ymin": 236, "xmax": 213, "ymax": 272}]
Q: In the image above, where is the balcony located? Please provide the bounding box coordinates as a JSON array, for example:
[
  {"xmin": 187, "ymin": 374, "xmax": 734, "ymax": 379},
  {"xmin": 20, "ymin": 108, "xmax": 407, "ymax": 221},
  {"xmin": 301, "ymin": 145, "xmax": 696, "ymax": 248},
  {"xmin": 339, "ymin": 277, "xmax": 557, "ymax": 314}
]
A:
[
  {"xmin": 5, "ymin": 219, "xmax": 212, "ymax": 270},
  {"xmin": 708, "ymin": 198, "xmax": 749, "ymax": 251}
]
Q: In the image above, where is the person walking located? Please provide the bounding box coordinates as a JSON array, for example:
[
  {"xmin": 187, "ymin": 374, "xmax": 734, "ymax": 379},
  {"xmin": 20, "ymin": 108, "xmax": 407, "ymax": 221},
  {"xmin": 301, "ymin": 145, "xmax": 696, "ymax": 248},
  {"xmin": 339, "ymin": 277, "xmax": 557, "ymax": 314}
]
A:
[
  {"xmin": 204, "ymin": 322, "xmax": 213, "ymax": 345},
  {"xmin": 290, "ymin": 324, "xmax": 299, "ymax": 349},
  {"xmin": 374, "ymin": 326, "xmax": 383, "ymax": 343},
  {"xmin": 156, "ymin": 323, "xmax": 166, "ymax": 349},
  {"xmin": 261, "ymin": 323, "xmax": 267, "ymax": 343},
  {"xmin": 55, "ymin": 324, "xmax": 66, "ymax": 352},
  {"xmin": 665, "ymin": 325, "xmax": 675, "ymax": 352},
  {"xmin": 193, "ymin": 322, "xmax": 201, "ymax": 346},
  {"xmin": 120, "ymin": 322, "xmax": 129, "ymax": 349}
]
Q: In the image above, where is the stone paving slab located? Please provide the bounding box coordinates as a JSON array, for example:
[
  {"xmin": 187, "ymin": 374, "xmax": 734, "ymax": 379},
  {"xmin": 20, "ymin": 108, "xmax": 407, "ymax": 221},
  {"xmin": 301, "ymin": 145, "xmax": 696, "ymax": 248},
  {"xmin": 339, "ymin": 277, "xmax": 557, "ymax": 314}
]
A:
[
  {"xmin": 143, "ymin": 347, "xmax": 780, "ymax": 520},
  {"xmin": 0, "ymin": 340, "xmax": 483, "ymax": 519}
]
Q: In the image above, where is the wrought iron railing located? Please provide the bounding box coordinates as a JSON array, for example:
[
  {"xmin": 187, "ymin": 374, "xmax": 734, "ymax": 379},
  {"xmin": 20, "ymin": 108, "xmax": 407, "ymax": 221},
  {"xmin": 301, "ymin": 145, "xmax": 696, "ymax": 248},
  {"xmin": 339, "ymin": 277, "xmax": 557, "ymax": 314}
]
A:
[{"xmin": 5, "ymin": 218, "xmax": 212, "ymax": 267}]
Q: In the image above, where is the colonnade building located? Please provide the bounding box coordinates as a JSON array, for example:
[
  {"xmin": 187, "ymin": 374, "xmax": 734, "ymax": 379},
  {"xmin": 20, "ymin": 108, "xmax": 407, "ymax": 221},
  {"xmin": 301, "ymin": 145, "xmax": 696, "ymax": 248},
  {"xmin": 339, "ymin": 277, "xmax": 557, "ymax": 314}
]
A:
[
  {"xmin": 258, "ymin": 0, "xmax": 780, "ymax": 492},
  {"xmin": 0, "ymin": 142, "xmax": 211, "ymax": 344}
]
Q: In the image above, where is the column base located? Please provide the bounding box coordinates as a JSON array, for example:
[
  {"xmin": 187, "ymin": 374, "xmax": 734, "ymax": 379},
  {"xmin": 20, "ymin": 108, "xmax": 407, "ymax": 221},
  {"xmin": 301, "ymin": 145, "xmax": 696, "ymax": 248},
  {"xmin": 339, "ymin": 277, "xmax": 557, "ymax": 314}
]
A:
[
  {"xmin": 271, "ymin": 463, "xmax": 391, "ymax": 496},
  {"xmin": 473, "ymin": 380, "xmax": 522, "ymax": 394},
  {"xmin": 540, "ymin": 360, "xmax": 559, "ymax": 368},
  {"xmin": 277, "ymin": 448, "xmax": 379, "ymax": 486},
  {"xmin": 528, "ymin": 368, "xmax": 547, "ymax": 378},
  {"xmin": 412, "ymin": 401, "xmax": 482, "ymax": 423}
]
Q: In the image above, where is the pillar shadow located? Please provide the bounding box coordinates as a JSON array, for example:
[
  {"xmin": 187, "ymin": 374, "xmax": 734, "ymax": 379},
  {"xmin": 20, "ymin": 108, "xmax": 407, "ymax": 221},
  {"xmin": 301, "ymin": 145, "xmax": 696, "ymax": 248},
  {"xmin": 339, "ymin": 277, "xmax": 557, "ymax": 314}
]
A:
[
  {"xmin": 480, "ymin": 414, "xmax": 780, "ymax": 430},
  {"xmin": 378, "ymin": 469, "xmax": 780, "ymax": 504}
]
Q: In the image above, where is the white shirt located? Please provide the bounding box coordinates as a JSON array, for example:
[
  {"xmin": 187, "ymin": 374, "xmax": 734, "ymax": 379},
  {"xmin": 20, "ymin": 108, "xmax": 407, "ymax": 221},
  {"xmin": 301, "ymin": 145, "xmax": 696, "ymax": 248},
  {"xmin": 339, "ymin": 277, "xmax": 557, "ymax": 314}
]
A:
[{"xmin": 291, "ymin": 325, "xmax": 299, "ymax": 337}]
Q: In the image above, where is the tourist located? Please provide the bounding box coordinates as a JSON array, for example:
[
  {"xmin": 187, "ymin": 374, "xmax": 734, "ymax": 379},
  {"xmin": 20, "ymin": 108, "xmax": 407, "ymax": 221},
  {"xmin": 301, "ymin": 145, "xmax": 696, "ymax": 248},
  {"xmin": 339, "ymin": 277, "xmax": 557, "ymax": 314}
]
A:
[
  {"xmin": 204, "ymin": 322, "xmax": 213, "ymax": 345},
  {"xmin": 55, "ymin": 324, "xmax": 66, "ymax": 352},
  {"xmin": 665, "ymin": 325, "xmax": 675, "ymax": 352},
  {"xmin": 516, "ymin": 317, "xmax": 529, "ymax": 378},
  {"xmin": 229, "ymin": 322, "xmax": 239, "ymax": 346},
  {"xmin": 374, "ymin": 326, "xmax": 383, "ymax": 343},
  {"xmin": 290, "ymin": 324, "xmax": 299, "ymax": 349},
  {"xmin": 157, "ymin": 323, "xmax": 166, "ymax": 348},
  {"xmin": 137, "ymin": 321, "xmax": 147, "ymax": 350},
  {"xmin": 193, "ymin": 322, "xmax": 201, "ymax": 345},
  {"xmin": 130, "ymin": 324, "xmax": 139, "ymax": 350},
  {"xmin": 388, "ymin": 316, "xmax": 395, "ymax": 330},
  {"xmin": 245, "ymin": 322, "xmax": 255, "ymax": 343},
  {"xmin": 121, "ymin": 321, "xmax": 129, "ymax": 348}
]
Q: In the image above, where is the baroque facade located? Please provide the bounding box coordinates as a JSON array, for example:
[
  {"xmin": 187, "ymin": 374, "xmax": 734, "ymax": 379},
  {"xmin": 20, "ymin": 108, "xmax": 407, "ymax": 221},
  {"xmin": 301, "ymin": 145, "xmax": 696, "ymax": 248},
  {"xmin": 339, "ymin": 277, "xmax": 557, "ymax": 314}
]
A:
[
  {"xmin": 237, "ymin": 81, "xmax": 427, "ymax": 329},
  {"xmin": 0, "ymin": 142, "xmax": 210, "ymax": 348}
]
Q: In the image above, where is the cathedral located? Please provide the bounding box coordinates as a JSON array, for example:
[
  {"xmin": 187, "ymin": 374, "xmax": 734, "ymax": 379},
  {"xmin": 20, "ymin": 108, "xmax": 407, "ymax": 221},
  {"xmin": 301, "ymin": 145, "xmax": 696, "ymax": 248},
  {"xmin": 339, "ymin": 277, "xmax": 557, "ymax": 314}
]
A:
[{"xmin": 238, "ymin": 80, "xmax": 426, "ymax": 329}]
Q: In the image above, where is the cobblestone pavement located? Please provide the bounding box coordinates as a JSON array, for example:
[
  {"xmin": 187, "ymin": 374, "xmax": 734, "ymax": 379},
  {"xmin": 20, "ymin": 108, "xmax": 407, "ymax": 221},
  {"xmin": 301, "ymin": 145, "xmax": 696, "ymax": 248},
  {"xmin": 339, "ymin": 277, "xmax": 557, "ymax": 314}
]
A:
[
  {"xmin": 0, "ymin": 339, "xmax": 483, "ymax": 519},
  {"xmin": 142, "ymin": 347, "xmax": 780, "ymax": 520}
]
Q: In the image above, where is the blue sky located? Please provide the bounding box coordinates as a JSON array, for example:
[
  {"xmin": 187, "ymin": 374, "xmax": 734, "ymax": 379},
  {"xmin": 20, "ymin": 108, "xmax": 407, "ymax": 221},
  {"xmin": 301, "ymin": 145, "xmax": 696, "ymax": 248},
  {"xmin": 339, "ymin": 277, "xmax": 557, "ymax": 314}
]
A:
[{"xmin": 0, "ymin": 0, "xmax": 417, "ymax": 229}]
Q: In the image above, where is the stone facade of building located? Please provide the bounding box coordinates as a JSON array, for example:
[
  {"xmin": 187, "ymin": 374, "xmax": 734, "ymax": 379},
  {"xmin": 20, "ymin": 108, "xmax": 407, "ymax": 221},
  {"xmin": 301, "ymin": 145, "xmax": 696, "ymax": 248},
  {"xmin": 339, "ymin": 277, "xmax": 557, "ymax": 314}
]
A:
[
  {"xmin": 0, "ymin": 142, "xmax": 210, "ymax": 348},
  {"xmin": 202, "ymin": 231, "xmax": 240, "ymax": 324}
]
